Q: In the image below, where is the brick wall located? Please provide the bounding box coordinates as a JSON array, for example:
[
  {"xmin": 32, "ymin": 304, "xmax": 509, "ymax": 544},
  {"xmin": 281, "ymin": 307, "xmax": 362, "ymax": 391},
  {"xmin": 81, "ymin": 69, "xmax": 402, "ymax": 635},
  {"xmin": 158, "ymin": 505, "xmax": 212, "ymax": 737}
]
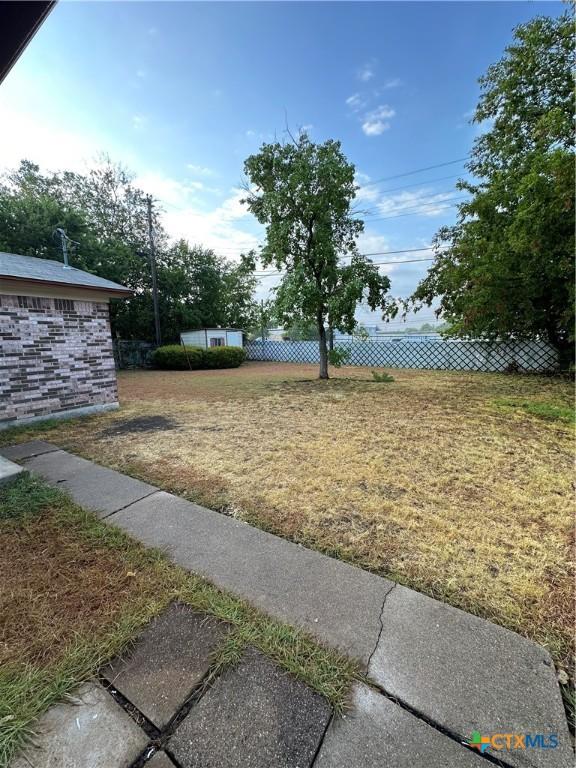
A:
[{"xmin": 0, "ymin": 293, "xmax": 119, "ymax": 426}]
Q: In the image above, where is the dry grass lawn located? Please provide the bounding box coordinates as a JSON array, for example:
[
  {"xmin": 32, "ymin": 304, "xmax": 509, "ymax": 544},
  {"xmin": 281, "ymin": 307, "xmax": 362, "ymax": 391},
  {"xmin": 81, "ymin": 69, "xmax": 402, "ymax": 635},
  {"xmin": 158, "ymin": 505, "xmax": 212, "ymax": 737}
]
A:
[
  {"xmin": 0, "ymin": 475, "xmax": 355, "ymax": 765},
  {"xmin": 3, "ymin": 363, "xmax": 574, "ymax": 673}
]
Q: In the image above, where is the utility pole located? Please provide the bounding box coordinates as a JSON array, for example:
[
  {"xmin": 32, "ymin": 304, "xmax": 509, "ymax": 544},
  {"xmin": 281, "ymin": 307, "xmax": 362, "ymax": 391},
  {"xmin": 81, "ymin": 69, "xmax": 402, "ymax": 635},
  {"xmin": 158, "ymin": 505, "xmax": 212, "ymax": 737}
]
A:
[
  {"xmin": 55, "ymin": 228, "xmax": 70, "ymax": 268},
  {"xmin": 146, "ymin": 195, "xmax": 161, "ymax": 346},
  {"xmin": 260, "ymin": 300, "xmax": 266, "ymax": 343}
]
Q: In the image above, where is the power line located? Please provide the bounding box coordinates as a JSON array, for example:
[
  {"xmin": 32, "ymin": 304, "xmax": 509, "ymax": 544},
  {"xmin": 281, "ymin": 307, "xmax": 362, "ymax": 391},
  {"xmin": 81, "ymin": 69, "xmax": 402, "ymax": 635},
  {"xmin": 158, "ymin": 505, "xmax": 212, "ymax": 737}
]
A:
[
  {"xmin": 361, "ymin": 157, "xmax": 470, "ymax": 188},
  {"xmin": 253, "ymin": 254, "xmax": 435, "ymax": 278},
  {"xmin": 363, "ymin": 199, "xmax": 467, "ymax": 223},
  {"xmin": 357, "ymin": 172, "xmax": 468, "ymax": 197},
  {"xmin": 363, "ymin": 193, "xmax": 469, "ymax": 219}
]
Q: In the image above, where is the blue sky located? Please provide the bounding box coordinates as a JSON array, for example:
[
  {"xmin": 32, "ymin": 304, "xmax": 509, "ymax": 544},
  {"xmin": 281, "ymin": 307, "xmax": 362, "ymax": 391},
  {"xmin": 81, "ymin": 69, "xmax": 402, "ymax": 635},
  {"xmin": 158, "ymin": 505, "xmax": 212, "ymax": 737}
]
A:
[{"xmin": 0, "ymin": 1, "xmax": 562, "ymax": 328}]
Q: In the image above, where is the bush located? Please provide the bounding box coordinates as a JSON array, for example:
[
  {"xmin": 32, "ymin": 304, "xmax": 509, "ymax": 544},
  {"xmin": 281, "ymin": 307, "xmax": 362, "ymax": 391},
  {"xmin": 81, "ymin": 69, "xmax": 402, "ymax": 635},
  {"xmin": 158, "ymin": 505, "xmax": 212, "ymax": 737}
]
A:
[
  {"xmin": 152, "ymin": 344, "xmax": 246, "ymax": 370},
  {"xmin": 152, "ymin": 345, "xmax": 204, "ymax": 370},
  {"xmin": 203, "ymin": 346, "xmax": 246, "ymax": 369},
  {"xmin": 371, "ymin": 370, "xmax": 395, "ymax": 383},
  {"xmin": 328, "ymin": 347, "xmax": 350, "ymax": 368}
]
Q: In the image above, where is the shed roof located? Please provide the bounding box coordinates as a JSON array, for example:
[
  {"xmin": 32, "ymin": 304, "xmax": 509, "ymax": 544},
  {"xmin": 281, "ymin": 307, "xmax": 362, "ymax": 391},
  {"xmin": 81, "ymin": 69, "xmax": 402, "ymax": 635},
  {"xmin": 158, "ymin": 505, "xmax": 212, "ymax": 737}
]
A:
[
  {"xmin": 0, "ymin": 252, "xmax": 132, "ymax": 296},
  {"xmin": 181, "ymin": 327, "xmax": 244, "ymax": 332}
]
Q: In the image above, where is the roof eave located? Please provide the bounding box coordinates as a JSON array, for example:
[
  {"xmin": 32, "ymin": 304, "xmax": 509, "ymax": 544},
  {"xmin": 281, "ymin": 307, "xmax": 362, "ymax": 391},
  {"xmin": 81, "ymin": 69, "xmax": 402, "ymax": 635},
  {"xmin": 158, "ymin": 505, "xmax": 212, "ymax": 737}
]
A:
[{"xmin": 0, "ymin": 274, "xmax": 133, "ymax": 297}]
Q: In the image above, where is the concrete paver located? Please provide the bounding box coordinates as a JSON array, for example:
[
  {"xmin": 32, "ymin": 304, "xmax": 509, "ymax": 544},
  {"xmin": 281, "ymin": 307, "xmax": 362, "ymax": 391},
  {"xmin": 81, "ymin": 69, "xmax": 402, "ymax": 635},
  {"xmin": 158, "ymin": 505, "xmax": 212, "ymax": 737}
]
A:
[
  {"xmin": 0, "ymin": 439, "xmax": 60, "ymax": 460},
  {"xmin": 102, "ymin": 603, "xmax": 228, "ymax": 727},
  {"xmin": 0, "ymin": 455, "xmax": 25, "ymax": 486},
  {"xmin": 315, "ymin": 684, "xmax": 487, "ymax": 768},
  {"xmin": 10, "ymin": 682, "xmax": 148, "ymax": 768},
  {"xmin": 169, "ymin": 648, "xmax": 331, "ymax": 768},
  {"xmin": 110, "ymin": 490, "xmax": 394, "ymax": 665},
  {"xmin": 368, "ymin": 585, "xmax": 574, "ymax": 768},
  {"xmin": 22, "ymin": 449, "xmax": 158, "ymax": 517}
]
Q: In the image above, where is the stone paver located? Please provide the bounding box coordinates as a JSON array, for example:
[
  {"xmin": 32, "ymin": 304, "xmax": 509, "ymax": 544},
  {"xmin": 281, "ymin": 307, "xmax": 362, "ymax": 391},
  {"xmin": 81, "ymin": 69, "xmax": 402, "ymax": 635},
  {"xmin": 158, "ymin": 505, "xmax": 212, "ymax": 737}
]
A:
[
  {"xmin": 146, "ymin": 752, "xmax": 177, "ymax": 768},
  {"xmin": 10, "ymin": 682, "xmax": 148, "ymax": 768},
  {"xmin": 169, "ymin": 648, "xmax": 331, "ymax": 768},
  {"xmin": 102, "ymin": 603, "xmax": 228, "ymax": 728},
  {"xmin": 22, "ymin": 449, "xmax": 158, "ymax": 517},
  {"xmin": 110, "ymin": 490, "xmax": 394, "ymax": 664},
  {"xmin": 368, "ymin": 585, "xmax": 573, "ymax": 768},
  {"xmin": 315, "ymin": 684, "xmax": 487, "ymax": 768},
  {"xmin": 0, "ymin": 439, "xmax": 60, "ymax": 460},
  {"xmin": 0, "ymin": 455, "xmax": 25, "ymax": 486}
]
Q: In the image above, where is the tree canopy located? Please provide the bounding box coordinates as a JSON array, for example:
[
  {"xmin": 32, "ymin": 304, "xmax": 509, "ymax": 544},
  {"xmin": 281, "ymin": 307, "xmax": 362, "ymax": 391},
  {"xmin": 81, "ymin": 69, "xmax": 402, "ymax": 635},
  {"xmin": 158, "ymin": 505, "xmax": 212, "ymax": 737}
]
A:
[
  {"xmin": 411, "ymin": 11, "xmax": 574, "ymax": 359},
  {"xmin": 0, "ymin": 159, "xmax": 258, "ymax": 342},
  {"xmin": 242, "ymin": 134, "xmax": 391, "ymax": 378}
]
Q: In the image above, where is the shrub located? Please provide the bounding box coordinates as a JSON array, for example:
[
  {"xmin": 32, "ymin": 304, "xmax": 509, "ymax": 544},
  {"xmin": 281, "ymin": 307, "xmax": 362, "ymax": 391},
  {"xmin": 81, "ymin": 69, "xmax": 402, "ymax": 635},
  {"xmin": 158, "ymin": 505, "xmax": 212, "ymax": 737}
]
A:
[
  {"xmin": 371, "ymin": 370, "xmax": 395, "ymax": 383},
  {"xmin": 152, "ymin": 345, "xmax": 204, "ymax": 370},
  {"xmin": 151, "ymin": 344, "xmax": 246, "ymax": 370},
  {"xmin": 203, "ymin": 346, "xmax": 246, "ymax": 369},
  {"xmin": 328, "ymin": 347, "xmax": 350, "ymax": 368}
]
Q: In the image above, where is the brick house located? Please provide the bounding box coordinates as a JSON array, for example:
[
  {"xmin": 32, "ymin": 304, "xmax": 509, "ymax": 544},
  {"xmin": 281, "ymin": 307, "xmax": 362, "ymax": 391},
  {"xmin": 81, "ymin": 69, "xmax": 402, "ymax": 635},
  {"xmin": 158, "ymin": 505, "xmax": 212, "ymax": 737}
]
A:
[{"xmin": 0, "ymin": 251, "xmax": 131, "ymax": 429}]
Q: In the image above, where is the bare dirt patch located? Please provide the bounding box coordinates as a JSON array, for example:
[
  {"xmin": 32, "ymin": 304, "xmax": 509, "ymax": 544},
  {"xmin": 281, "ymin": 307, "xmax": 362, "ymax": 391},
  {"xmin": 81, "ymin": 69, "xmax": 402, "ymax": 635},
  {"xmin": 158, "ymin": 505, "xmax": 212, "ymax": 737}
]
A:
[{"xmin": 100, "ymin": 414, "xmax": 179, "ymax": 437}]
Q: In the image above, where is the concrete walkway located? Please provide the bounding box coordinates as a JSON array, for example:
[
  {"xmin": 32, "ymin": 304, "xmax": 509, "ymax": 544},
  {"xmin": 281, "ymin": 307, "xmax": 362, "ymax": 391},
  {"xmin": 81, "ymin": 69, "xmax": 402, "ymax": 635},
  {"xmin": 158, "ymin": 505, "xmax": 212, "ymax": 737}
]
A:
[{"xmin": 3, "ymin": 440, "xmax": 573, "ymax": 768}]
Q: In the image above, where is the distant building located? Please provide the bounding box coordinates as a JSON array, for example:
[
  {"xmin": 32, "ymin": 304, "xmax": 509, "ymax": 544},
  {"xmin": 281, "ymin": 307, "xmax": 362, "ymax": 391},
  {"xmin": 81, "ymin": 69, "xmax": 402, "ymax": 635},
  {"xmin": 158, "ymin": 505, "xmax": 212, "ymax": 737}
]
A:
[
  {"xmin": 180, "ymin": 328, "xmax": 244, "ymax": 349},
  {"xmin": 0, "ymin": 251, "xmax": 131, "ymax": 428}
]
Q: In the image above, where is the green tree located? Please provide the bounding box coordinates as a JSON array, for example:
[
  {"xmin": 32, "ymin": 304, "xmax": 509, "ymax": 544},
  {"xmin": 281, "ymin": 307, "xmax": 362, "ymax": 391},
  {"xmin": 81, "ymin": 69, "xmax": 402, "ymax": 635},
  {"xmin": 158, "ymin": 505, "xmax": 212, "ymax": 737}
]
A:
[
  {"xmin": 242, "ymin": 135, "xmax": 391, "ymax": 378},
  {"xmin": 411, "ymin": 12, "xmax": 574, "ymax": 360},
  {"xmin": 0, "ymin": 159, "xmax": 258, "ymax": 343}
]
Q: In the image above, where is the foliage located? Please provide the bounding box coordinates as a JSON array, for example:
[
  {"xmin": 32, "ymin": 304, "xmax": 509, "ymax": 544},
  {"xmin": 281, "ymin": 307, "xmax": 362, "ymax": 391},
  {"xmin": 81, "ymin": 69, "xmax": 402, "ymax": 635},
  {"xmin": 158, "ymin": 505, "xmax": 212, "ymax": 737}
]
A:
[
  {"xmin": 283, "ymin": 320, "xmax": 320, "ymax": 341},
  {"xmin": 0, "ymin": 158, "xmax": 258, "ymax": 342},
  {"xmin": 152, "ymin": 345, "xmax": 204, "ymax": 370},
  {"xmin": 328, "ymin": 347, "xmax": 351, "ymax": 368},
  {"xmin": 411, "ymin": 12, "xmax": 574, "ymax": 360},
  {"xmin": 151, "ymin": 344, "xmax": 245, "ymax": 370},
  {"xmin": 371, "ymin": 370, "xmax": 395, "ymax": 383},
  {"xmin": 203, "ymin": 346, "xmax": 246, "ymax": 369},
  {"xmin": 242, "ymin": 134, "xmax": 391, "ymax": 378}
]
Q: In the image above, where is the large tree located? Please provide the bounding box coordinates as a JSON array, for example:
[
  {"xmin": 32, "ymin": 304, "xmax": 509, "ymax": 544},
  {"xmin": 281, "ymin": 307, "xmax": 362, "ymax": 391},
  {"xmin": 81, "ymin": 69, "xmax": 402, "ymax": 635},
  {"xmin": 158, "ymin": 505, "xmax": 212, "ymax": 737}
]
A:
[
  {"xmin": 0, "ymin": 159, "xmax": 258, "ymax": 342},
  {"xmin": 411, "ymin": 11, "xmax": 574, "ymax": 360},
  {"xmin": 242, "ymin": 135, "xmax": 391, "ymax": 378}
]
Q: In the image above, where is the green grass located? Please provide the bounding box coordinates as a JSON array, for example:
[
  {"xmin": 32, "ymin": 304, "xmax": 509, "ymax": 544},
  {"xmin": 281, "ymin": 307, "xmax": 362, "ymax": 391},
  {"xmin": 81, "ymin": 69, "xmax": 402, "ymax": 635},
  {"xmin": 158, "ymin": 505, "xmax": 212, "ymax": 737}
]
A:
[
  {"xmin": 0, "ymin": 476, "xmax": 357, "ymax": 766},
  {"xmin": 494, "ymin": 397, "xmax": 575, "ymax": 425}
]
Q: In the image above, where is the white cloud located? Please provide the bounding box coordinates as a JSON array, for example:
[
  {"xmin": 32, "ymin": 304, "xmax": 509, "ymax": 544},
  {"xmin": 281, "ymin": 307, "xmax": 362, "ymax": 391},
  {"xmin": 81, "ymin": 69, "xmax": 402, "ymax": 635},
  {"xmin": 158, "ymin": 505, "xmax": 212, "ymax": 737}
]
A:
[
  {"xmin": 358, "ymin": 60, "xmax": 376, "ymax": 82},
  {"xmin": 162, "ymin": 189, "xmax": 262, "ymax": 256},
  {"xmin": 131, "ymin": 114, "xmax": 148, "ymax": 131},
  {"xmin": 376, "ymin": 189, "xmax": 456, "ymax": 217},
  {"xmin": 345, "ymin": 93, "xmax": 365, "ymax": 112},
  {"xmin": 361, "ymin": 105, "xmax": 395, "ymax": 136},
  {"xmin": 382, "ymin": 78, "xmax": 401, "ymax": 89},
  {"xmin": 186, "ymin": 163, "xmax": 215, "ymax": 177}
]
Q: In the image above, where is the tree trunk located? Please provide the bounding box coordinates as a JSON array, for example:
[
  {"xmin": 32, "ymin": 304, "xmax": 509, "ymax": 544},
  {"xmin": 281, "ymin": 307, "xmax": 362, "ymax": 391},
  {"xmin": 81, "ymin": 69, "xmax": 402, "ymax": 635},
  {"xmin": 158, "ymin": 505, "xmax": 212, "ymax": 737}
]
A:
[
  {"xmin": 328, "ymin": 325, "xmax": 334, "ymax": 351},
  {"xmin": 318, "ymin": 319, "xmax": 329, "ymax": 379}
]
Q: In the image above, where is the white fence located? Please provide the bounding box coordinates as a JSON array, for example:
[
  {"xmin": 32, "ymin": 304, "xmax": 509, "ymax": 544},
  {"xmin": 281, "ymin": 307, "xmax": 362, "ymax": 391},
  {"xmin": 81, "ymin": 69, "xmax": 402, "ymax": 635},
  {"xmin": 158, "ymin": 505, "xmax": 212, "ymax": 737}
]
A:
[{"xmin": 246, "ymin": 338, "xmax": 559, "ymax": 372}]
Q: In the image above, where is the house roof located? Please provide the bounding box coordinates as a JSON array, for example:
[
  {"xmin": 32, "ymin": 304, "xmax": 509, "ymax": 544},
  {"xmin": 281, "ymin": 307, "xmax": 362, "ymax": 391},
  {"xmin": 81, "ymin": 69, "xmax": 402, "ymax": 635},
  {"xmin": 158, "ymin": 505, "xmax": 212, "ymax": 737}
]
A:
[{"xmin": 0, "ymin": 252, "xmax": 132, "ymax": 296}]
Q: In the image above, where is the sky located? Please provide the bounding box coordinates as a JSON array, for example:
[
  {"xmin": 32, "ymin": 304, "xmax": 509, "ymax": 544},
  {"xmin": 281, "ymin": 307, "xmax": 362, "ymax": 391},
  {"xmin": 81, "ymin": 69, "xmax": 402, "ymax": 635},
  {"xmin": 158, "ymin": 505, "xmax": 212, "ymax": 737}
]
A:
[{"xmin": 0, "ymin": 0, "xmax": 563, "ymax": 329}]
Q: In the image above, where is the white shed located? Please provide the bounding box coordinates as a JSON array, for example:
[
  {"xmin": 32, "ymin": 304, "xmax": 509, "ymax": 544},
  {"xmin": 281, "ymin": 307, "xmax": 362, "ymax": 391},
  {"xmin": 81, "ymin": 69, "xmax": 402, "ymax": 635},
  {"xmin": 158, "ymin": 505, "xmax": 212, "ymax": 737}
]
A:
[{"xmin": 180, "ymin": 328, "xmax": 244, "ymax": 349}]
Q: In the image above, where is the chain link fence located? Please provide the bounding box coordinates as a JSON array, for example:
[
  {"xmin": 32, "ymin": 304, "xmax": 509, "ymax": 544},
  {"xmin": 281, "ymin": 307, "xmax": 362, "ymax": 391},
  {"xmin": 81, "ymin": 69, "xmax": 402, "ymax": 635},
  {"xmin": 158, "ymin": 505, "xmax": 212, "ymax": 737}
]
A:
[
  {"xmin": 113, "ymin": 341, "xmax": 158, "ymax": 370},
  {"xmin": 246, "ymin": 338, "xmax": 559, "ymax": 372}
]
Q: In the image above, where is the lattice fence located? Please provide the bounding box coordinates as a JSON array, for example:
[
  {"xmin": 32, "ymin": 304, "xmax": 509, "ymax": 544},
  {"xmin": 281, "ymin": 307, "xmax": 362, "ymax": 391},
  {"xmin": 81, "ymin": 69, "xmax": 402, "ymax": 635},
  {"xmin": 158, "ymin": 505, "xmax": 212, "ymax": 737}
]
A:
[{"xmin": 246, "ymin": 339, "xmax": 559, "ymax": 372}]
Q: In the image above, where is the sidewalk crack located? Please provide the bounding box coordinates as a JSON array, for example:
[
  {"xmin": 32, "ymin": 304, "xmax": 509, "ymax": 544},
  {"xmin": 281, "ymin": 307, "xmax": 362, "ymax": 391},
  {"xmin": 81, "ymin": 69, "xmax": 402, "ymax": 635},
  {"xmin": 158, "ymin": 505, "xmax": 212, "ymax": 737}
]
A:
[
  {"xmin": 101, "ymin": 490, "xmax": 160, "ymax": 519},
  {"xmin": 366, "ymin": 582, "xmax": 396, "ymax": 672}
]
